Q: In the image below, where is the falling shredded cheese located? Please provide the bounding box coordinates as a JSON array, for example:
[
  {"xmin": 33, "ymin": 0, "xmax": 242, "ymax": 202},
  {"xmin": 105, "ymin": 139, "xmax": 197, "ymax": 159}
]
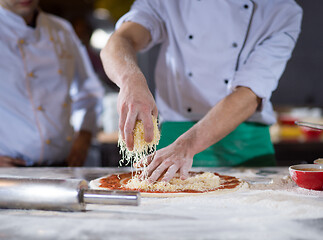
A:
[
  {"xmin": 117, "ymin": 117, "xmax": 221, "ymax": 192},
  {"xmin": 124, "ymin": 172, "xmax": 221, "ymax": 192},
  {"xmin": 118, "ymin": 115, "xmax": 160, "ymax": 179}
]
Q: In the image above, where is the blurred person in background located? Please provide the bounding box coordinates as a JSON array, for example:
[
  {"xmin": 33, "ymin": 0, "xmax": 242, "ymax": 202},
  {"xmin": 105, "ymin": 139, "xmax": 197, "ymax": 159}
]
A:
[
  {"xmin": 0, "ymin": 0, "xmax": 104, "ymax": 167},
  {"xmin": 100, "ymin": 0, "xmax": 302, "ymax": 182}
]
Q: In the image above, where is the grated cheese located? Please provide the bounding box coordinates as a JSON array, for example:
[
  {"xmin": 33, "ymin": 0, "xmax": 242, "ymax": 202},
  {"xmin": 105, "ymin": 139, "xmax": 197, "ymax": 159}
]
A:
[
  {"xmin": 124, "ymin": 172, "xmax": 221, "ymax": 192},
  {"xmin": 118, "ymin": 115, "xmax": 160, "ymax": 179},
  {"xmin": 117, "ymin": 117, "xmax": 221, "ymax": 192}
]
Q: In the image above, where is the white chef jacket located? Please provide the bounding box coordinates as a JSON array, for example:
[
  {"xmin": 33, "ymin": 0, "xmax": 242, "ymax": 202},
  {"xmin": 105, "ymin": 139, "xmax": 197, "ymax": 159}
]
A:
[
  {"xmin": 116, "ymin": 0, "xmax": 302, "ymax": 124},
  {"xmin": 0, "ymin": 7, "xmax": 104, "ymax": 166}
]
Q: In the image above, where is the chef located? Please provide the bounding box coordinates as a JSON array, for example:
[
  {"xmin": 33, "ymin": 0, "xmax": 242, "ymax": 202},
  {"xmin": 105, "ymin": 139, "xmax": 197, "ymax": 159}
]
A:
[
  {"xmin": 100, "ymin": 0, "xmax": 302, "ymax": 181},
  {"xmin": 0, "ymin": 0, "xmax": 104, "ymax": 167}
]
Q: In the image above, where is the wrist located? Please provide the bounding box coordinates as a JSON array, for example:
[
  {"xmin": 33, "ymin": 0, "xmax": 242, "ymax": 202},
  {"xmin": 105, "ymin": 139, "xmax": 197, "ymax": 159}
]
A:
[
  {"xmin": 119, "ymin": 69, "xmax": 147, "ymax": 90},
  {"xmin": 174, "ymin": 133, "xmax": 199, "ymax": 159}
]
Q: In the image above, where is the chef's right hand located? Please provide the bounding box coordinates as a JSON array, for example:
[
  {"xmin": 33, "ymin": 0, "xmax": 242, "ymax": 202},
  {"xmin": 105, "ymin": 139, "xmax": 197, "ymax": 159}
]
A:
[
  {"xmin": 0, "ymin": 156, "xmax": 26, "ymax": 167},
  {"xmin": 118, "ymin": 80, "xmax": 158, "ymax": 151}
]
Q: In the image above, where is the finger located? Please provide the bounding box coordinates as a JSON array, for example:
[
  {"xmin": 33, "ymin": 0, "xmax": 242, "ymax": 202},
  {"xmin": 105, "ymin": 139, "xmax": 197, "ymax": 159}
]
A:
[
  {"xmin": 146, "ymin": 154, "xmax": 161, "ymax": 177},
  {"xmin": 119, "ymin": 105, "xmax": 128, "ymax": 141},
  {"xmin": 138, "ymin": 158, "xmax": 153, "ymax": 179},
  {"xmin": 133, "ymin": 159, "xmax": 147, "ymax": 168},
  {"xmin": 134, "ymin": 153, "xmax": 152, "ymax": 168},
  {"xmin": 137, "ymin": 153, "xmax": 156, "ymax": 179},
  {"xmin": 146, "ymin": 152, "xmax": 156, "ymax": 165},
  {"xmin": 124, "ymin": 111, "xmax": 137, "ymax": 151},
  {"xmin": 180, "ymin": 166, "xmax": 190, "ymax": 180},
  {"xmin": 162, "ymin": 164, "xmax": 179, "ymax": 182},
  {"xmin": 148, "ymin": 162, "xmax": 170, "ymax": 183},
  {"xmin": 139, "ymin": 111, "xmax": 154, "ymax": 143},
  {"xmin": 137, "ymin": 152, "xmax": 155, "ymax": 170},
  {"xmin": 152, "ymin": 106, "xmax": 158, "ymax": 118}
]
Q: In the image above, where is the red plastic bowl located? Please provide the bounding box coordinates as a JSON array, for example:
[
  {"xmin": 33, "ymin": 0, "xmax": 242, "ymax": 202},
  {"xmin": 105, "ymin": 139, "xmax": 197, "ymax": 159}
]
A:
[
  {"xmin": 300, "ymin": 127, "xmax": 322, "ymax": 141},
  {"xmin": 289, "ymin": 164, "xmax": 323, "ymax": 190},
  {"xmin": 279, "ymin": 116, "xmax": 298, "ymax": 126}
]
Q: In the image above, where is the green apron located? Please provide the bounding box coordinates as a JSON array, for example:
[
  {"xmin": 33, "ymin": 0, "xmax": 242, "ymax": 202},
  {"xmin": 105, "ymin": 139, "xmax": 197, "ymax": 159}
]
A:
[{"xmin": 157, "ymin": 122, "xmax": 276, "ymax": 167}]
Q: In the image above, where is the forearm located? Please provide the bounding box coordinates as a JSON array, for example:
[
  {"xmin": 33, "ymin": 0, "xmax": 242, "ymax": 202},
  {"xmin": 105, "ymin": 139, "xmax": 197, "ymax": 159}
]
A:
[
  {"xmin": 100, "ymin": 37, "xmax": 141, "ymax": 88},
  {"xmin": 66, "ymin": 130, "xmax": 93, "ymax": 167},
  {"xmin": 77, "ymin": 130, "xmax": 92, "ymax": 143},
  {"xmin": 100, "ymin": 22, "xmax": 151, "ymax": 90},
  {"xmin": 100, "ymin": 22, "xmax": 157, "ymax": 146},
  {"xmin": 176, "ymin": 87, "xmax": 261, "ymax": 157}
]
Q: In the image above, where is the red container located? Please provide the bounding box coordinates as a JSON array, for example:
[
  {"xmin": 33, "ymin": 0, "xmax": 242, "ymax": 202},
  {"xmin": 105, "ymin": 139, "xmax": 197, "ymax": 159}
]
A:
[
  {"xmin": 300, "ymin": 127, "xmax": 322, "ymax": 141},
  {"xmin": 289, "ymin": 164, "xmax": 323, "ymax": 190},
  {"xmin": 279, "ymin": 116, "xmax": 298, "ymax": 126}
]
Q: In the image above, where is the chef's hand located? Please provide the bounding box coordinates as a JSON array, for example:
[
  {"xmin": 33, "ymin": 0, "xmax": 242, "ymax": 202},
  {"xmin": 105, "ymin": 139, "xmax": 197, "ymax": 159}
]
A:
[
  {"xmin": 118, "ymin": 80, "xmax": 158, "ymax": 151},
  {"xmin": 0, "ymin": 156, "xmax": 26, "ymax": 167},
  {"xmin": 66, "ymin": 130, "xmax": 92, "ymax": 167},
  {"xmin": 145, "ymin": 138, "xmax": 194, "ymax": 183}
]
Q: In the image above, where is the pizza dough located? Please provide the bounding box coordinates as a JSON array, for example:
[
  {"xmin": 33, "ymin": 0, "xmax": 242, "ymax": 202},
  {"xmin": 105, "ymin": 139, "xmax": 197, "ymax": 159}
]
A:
[{"xmin": 89, "ymin": 171, "xmax": 246, "ymax": 198}]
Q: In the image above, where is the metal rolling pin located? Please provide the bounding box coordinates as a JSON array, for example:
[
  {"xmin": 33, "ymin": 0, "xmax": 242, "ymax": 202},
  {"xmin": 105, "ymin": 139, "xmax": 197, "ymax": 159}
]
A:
[{"xmin": 0, "ymin": 177, "xmax": 140, "ymax": 211}]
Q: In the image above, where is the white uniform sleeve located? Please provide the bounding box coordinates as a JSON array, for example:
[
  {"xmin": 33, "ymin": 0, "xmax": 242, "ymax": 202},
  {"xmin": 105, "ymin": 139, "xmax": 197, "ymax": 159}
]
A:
[
  {"xmin": 68, "ymin": 25, "xmax": 104, "ymax": 135},
  {"xmin": 231, "ymin": 5, "xmax": 303, "ymax": 106},
  {"xmin": 115, "ymin": 0, "xmax": 166, "ymax": 52}
]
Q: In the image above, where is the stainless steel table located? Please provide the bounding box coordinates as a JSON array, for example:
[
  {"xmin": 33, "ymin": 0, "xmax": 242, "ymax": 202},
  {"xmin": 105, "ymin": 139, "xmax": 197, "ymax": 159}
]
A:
[{"xmin": 0, "ymin": 167, "xmax": 322, "ymax": 240}]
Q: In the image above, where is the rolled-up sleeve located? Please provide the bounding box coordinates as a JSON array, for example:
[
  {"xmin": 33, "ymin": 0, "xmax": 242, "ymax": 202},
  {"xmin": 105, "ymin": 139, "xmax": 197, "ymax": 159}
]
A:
[
  {"xmin": 231, "ymin": 7, "xmax": 303, "ymax": 104},
  {"xmin": 115, "ymin": 0, "xmax": 166, "ymax": 52}
]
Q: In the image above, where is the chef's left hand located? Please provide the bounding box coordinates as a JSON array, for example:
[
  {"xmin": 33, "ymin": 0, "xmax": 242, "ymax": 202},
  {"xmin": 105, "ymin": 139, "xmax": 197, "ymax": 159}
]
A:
[
  {"xmin": 66, "ymin": 130, "xmax": 92, "ymax": 167},
  {"xmin": 145, "ymin": 138, "xmax": 194, "ymax": 183}
]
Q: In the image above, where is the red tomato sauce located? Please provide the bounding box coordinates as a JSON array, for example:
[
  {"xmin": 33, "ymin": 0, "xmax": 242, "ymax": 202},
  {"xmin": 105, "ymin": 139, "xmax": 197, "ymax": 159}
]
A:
[{"xmin": 99, "ymin": 171, "xmax": 241, "ymax": 193}]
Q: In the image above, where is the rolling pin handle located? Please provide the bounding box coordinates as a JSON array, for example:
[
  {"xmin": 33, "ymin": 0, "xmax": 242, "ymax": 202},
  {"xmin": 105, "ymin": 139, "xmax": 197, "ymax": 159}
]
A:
[{"xmin": 82, "ymin": 189, "xmax": 141, "ymax": 206}]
